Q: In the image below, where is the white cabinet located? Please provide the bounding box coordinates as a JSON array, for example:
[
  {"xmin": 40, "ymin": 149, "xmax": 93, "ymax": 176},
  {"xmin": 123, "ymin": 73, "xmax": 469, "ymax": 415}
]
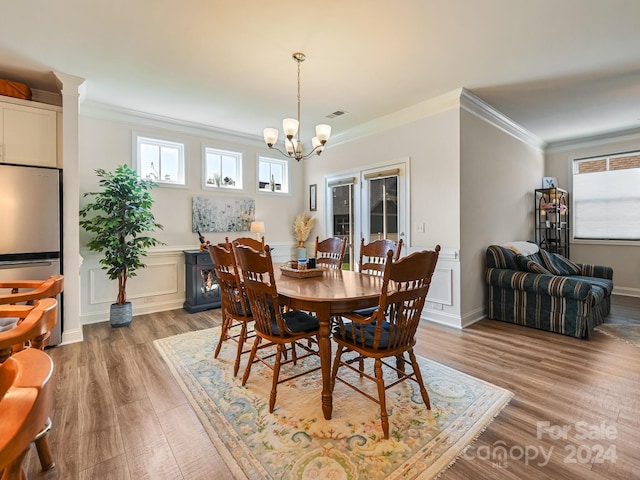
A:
[{"xmin": 0, "ymin": 97, "xmax": 59, "ymax": 168}]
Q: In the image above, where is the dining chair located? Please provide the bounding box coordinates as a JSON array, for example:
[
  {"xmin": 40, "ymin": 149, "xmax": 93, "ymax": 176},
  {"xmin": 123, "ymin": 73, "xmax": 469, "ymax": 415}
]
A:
[
  {"xmin": 0, "ymin": 275, "xmax": 64, "ymax": 339},
  {"xmin": 232, "ymin": 236, "xmax": 265, "ymax": 253},
  {"xmin": 358, "ymin": 238, "xmax": 403, "ymax": 276},
  {"xmin": 0, "ymin": 297, "xmax": 59, "ymax": 471},
  {"xmin": 0, "ymin": 347, "xmax": 54, "ymax": 480},
  {"xmin": 314, "ymin": 236, "xmax": 347, "ymax": 270},
  {"xmin": 208, "ymin": 242, "xmax": 254, "ymax": 377},
  {"xmin": 330, "ymin": 246, "xmax": 441, "ymax": 439},
  {"xmin": 233, "ymin": 243, "xmax": 320, "ymax": 413}
]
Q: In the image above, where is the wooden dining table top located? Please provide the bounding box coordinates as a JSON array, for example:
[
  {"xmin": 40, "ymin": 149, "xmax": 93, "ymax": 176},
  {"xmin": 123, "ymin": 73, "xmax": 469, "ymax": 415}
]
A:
[{"xmin": 273, "ymin": 266, "xmax": 383, "ymax": 308}]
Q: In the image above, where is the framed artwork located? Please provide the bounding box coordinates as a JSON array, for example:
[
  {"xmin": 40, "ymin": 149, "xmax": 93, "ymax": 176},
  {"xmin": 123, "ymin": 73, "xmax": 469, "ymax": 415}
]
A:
[
  {"xmin": 309, "ymin": 184, "xmax": 317, "ymax": 211},
  {"xmin": 542, "ymin": 177, "xmax": 558, "ymax": 188},
  {"xmin": 192, "ymin": 196, "xmax": 255, "ymax": 233}
]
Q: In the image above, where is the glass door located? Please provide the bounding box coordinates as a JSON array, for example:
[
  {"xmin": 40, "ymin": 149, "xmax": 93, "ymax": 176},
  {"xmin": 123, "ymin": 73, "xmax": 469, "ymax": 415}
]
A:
[
  {"xmin": 327, "ymin": 177, "xmax": 356, "ymax": 270},
  {"xmin": 360, "ymin": 163, "xmax": 407, "ymax": 256}
]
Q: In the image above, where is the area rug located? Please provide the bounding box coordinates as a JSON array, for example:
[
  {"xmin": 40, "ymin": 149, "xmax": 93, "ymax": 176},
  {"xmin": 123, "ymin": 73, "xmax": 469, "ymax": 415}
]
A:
[
  {"xmin": 154, "ymin": 327, "xmax": 513, "ymax": 480},
  {"xmin": 595, "ymin": 323, "xmax": 640, "ymax": 348}
]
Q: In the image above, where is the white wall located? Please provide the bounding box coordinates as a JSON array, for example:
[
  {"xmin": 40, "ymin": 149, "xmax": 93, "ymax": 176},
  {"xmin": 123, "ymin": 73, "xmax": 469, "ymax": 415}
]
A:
[
  {"xmin": 460, "ymin": 108, "xmax": 545, "ymax": 322},
  {"xmin": 78, "ymin": 106, "xmax": 305, "ymax": 324},
  {"xmin": 546, "ymin": 131, "xmax": 640, "ymax": 296},
  {"xmin": 305, "ymin": 98, "xmax": 464, "ymax": 328}
]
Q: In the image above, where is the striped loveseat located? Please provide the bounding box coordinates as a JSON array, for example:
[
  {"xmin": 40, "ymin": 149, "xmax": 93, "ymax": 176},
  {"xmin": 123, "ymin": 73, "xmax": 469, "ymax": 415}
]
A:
[{"xmin": 485, "ymin": 245, "xmax": 613, "ymax": 338}]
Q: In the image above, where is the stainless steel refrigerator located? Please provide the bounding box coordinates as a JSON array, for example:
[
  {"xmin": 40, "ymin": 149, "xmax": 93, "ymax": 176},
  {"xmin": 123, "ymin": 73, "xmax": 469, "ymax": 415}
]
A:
[{"xmin": 0, "ymin": 163, "xmax": 62, "ymax": 345}]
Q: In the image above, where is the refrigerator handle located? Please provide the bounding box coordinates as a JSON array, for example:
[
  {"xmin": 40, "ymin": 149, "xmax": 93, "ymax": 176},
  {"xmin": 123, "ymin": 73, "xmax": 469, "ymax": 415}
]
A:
[{"xmin": 0, "ymin": 261, "xmax": 55, "ymax": 269}]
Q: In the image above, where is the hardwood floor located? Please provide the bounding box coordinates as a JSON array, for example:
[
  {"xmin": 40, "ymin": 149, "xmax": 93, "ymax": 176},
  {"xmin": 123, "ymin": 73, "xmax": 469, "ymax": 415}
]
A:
[{"xmin": 23, "ymin": 295, "xmax": 640, "ymax": 479}]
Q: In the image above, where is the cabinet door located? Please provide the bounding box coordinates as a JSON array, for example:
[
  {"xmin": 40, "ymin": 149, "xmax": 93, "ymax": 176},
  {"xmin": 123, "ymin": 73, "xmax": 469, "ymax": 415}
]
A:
[{"xmin": 1, "ymin": 103, "xmax": 57, "ymax": 167}]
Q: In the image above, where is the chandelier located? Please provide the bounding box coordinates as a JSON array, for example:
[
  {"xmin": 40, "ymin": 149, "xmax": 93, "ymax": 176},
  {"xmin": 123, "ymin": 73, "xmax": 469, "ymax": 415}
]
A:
[{"xmin": 263, "ymin": 52, "xmax": 331, "ymax": 161}]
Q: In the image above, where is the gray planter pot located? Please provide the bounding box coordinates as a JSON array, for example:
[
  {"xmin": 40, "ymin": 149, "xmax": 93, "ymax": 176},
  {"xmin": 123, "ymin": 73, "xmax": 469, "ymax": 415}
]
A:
[{"xmin": 110, "ymin": 302, "xmax": 133, "ymax": 327}]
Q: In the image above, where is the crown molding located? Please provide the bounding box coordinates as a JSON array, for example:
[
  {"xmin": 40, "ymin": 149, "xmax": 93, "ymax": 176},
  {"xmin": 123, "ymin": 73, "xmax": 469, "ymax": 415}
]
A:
[
  {"xmin": 80, "ymin": 100, "xmax": 265, "ymax": 146},
  {"xmin": 330, "ymin": 88, "xmax": 463, "ymax": 147},
  {"xmin": 545, "ymin": 126, "xmax": 640, "ymax": 154},
  {"xmin": 460, "ymin": 88, "xmax": 545, "ymax": 151},
  {"xmin": 30, "ymin": 89, "xmax": 62, "ymax": 106}
]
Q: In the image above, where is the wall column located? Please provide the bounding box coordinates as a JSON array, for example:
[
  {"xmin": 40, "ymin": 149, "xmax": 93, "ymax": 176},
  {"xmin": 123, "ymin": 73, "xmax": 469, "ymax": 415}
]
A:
[{"xmin": 54, "ymin": 71, "xmax": 85, "ymax": 344}]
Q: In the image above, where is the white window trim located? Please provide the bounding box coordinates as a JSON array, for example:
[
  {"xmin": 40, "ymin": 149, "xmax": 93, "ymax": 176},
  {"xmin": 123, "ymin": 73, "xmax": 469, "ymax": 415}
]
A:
[
  {"xmin": 202, "ymin": 145, "xmax": 244, "ymax": 191},
  {"xmin": 134, "ymin": 133, "xmax": 187, "ymax": 188},
  {"xmin": 257, "ymin": 155, "xmax": 290, "ymax": 195}
]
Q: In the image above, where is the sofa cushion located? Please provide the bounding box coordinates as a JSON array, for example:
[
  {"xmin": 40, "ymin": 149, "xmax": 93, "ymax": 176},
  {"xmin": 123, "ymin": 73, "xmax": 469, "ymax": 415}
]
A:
[
  {"xmin": 570, "ymin": 275, "xmax": 614, "ymax": 297},
  {"xmin": 539, "ymin": 249, "xmax": 582, "ymax": 276},
  {"xmin": 516, "ymin": 254, "xmax": 551, "ymax": 274},
  {"xmin": 486, "ymin": 245, "xmax": 520, "ymax": 270}
]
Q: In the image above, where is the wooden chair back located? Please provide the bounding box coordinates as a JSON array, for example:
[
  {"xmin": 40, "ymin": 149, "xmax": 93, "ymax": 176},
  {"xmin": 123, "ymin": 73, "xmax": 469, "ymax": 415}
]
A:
[
  {"xmin": 233, "ymin": 244, "xmax": 289, "ymax": 339},
  {"xmin": 0, "ymin": 348, "xmax": 54, "ymax": 479},
  {"xmin": 314, "ymin": 236, "xmax": 347, "ymax": 270},
  {"xmin": 340, "ymin": 247, "xmax": 440, "ymax": 352},
  {"xmin": 208, "ymin": 243, "xmax": 249, "ymax": 319},
  {"xmin": 358, "ymin": 238, "xmax": 403, "ymax": 275},
  {"xmin": 0, "ymin": 274, "xmax": 64, "ymax": 305},
  {"xmin": 231, "ymin": 236, "xmax": 265, "ymax": 253},
  {"xmin": 0, "ymin": 298, "xmax": 59, "ymax": 363}
]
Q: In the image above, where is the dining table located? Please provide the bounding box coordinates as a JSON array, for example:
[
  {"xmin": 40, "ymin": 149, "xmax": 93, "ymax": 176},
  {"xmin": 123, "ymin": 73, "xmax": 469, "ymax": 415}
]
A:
[{"xmin": 273, "ymin": 266, "xmax": 383, "ymax": 420}]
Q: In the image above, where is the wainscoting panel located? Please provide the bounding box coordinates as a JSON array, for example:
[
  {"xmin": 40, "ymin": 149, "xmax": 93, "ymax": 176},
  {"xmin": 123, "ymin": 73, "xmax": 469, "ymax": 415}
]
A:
[
  {"xmin": 427, "ymin": 267, "xmax": 453, "ymax": 305},
  {"xmin": 80, "ymin": 248, "xmax": 188, "ymax": 325},
  {"xmin": 89, "ymin": 261, "xmax": 179, "ymax": 304}
]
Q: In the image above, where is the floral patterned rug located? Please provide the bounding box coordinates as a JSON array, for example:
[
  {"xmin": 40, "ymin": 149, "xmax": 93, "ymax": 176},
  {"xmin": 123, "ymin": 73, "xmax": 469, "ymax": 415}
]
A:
[
  {"xmin": 595, "ymin": 323, "xmax": 640, "ymax": 348},
  {"xmin": 154, "ymin": 327, "xmax": 512, "ymax": 480}
]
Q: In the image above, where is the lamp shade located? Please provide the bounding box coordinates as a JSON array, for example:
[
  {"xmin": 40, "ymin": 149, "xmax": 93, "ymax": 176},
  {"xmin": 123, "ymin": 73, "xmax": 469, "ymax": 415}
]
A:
[
  {"xmin": 250, "ymin": 221, "xmax": 265, "ymax": 234},
  {"xmin": 282, "ymin": 118, "xmax": 299, "ymax": 139},
  {"xmin": 263, "ymin": 128, "xmax": 279, "ymax": 147},
  {"xmin": 315, "ymin": 124, "xmax": 331, "ymax": 143}
]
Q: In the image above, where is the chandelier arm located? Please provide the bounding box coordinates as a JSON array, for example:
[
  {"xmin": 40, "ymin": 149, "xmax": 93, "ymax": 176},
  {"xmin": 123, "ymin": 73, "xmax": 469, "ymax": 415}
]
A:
[
  {"xmin": 267, "ymin": 145, "xmax": 293, "ymax": 158},
  {"xmin": 301, "ymin": 144, "xmax": 323, "ymax": 160}
]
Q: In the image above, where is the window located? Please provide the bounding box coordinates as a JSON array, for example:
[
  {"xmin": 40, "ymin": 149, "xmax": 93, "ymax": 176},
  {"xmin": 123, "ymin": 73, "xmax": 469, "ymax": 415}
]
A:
[
  {"xmin": 573, "ymin": 151, "xmax": 640, "ymax": 240},
  {"xmin": 136, "ymin": 136, "xmax": 185, "ymax": 186},
  {"xmin": 258, "ymin": 156, "xmax": 289, "ymax": 193},
  {"xmin": 203, "ymin": 147, "xmax": 243, "ymax": 190}
]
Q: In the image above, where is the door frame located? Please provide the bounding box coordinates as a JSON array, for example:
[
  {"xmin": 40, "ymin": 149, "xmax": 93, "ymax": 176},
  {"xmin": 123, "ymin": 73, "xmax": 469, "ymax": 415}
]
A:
[{"xmin": 324, "ymin": 157, "xmax": 410, "ymax": 269}]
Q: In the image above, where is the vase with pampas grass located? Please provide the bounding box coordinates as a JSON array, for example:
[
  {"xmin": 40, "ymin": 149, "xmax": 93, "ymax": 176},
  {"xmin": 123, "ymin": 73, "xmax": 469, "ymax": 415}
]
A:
[{"xmin": 292, "ymin": 214, "xmax": 315, "ymax": 248}]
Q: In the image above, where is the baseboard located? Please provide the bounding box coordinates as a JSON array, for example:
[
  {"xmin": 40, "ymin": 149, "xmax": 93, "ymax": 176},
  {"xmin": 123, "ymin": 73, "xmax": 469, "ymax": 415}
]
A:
[
  {"xmin": 81, "ymin": 299, "xmax": 186, "ymax": 325},
  {"xmin": 613, "ymin": 286, "xmax": 640, "ymax": 298},
  {"xmin": 461, "ymin": 306, "xmax": 487, "ymax": 328},
  {"xmin": 60, "ymin": 327, "xmax": 84, "ymax": 345},
  {"xmin": 421, "ymin": 310, "xmax": 462, "ymax": 329}
]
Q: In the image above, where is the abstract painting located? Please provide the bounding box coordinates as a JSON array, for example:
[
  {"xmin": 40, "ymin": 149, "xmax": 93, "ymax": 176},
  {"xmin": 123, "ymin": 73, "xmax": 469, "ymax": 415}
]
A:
[{"xmin": 192, "ymin": 196, "xmax": 255, "ymax": 233}]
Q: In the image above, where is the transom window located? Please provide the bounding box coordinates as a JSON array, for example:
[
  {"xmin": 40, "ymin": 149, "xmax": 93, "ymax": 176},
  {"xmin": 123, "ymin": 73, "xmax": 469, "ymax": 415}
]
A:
[
  {"xmin": 136, "ymin": 135, "xmax": 185, "ymax": 186},
  {"xmin": 258, "ymin": 156, "xmax": 289, "ymax": 193},
  {"xmin": 203, "ymin": 147, "xmax": 243, "ymax": 190},
  {"xmin": 573, "ymin": 151, "xmax": 640, "ymax": 241}
]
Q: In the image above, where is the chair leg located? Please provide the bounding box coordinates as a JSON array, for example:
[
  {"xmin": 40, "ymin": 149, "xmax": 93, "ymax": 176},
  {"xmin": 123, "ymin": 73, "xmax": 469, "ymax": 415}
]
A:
[
  {"xmin": 358, "ymin": 356, "xmax": 364, "ymax": 378},
  {"xmin": 269, "ymin": 345, "xmax": 284, "ymax": 413},
  {"xmin": 408, "ymin": 349, "xmax": 431, "ymax": 409},
  {"xmin": 291, "ymin": 342, "xmax": 298, "ymax": 365},
  {"xmin": 242, "ymin": 337, "xmax": 261, "ymax": 386},
  {"xmin": 233, "ymin": 321, "xmax": 247, "ymax": 377},
  {"xmin": 214, "ymin": 315, "xmax": 230, "ymax": 359},
  {"xmin": 395, "ymin": 354, "xmax": 406, "ymax": 379},
  {"xmin": 330, "ymin": 344, "xmax": 345, "ymax": 392},
  {"xmin": 374, "ymin": 358, "xmax": 389, "ymax": 439},
  {"xmin": 33, "ymin": 418, "xmax": 55, "ymax": 470}
]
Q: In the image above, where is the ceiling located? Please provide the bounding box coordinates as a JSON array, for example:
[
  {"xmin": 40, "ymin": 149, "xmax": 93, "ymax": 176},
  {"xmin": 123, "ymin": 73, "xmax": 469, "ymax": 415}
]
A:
[{"xmin": 2, "ymin": 0, "xmax": 640, "ymax": 148}]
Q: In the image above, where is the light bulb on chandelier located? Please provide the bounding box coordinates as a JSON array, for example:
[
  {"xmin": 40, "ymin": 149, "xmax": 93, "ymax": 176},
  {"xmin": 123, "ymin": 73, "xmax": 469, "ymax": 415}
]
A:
[{"xmin": 263, "ymin": 52, "xmax": 331, "ymax": 161}]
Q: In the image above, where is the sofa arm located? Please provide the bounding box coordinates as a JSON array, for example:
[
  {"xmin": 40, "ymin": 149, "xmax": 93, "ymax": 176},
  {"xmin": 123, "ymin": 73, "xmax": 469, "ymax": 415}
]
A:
[
  {"xmin": 486, "ymin": 268, "xmax": 592, "ymax": 300},
  {"xmin": 578, "ymin": 264, "xmax": 613, "ymax": 280}
]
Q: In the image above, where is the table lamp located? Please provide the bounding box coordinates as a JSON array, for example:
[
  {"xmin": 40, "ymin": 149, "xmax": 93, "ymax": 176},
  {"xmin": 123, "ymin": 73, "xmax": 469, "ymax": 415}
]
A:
[{"xmin": 250, "ymin": 221, "xmax": 265, "ymax": 240}]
